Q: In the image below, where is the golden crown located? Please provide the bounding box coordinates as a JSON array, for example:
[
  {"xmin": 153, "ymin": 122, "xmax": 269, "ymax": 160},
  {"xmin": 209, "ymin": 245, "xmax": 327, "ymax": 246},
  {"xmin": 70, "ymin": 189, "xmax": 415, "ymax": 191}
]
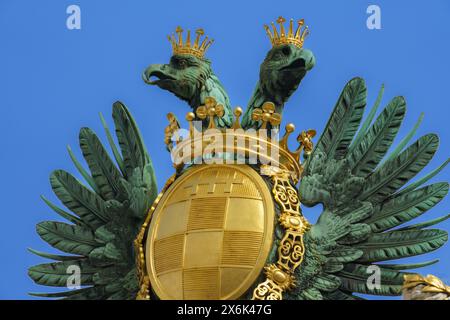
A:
[
  {"xmin": 264, "ymin": 16, "xmax": 309, "ymax": 48},
  {"xmin": 167, "ymin": 26, "xmax": 213, "ymax": 59},
  {"xmin": 164, "ymin": 97, "xmax": 316, "ymax": 183}
]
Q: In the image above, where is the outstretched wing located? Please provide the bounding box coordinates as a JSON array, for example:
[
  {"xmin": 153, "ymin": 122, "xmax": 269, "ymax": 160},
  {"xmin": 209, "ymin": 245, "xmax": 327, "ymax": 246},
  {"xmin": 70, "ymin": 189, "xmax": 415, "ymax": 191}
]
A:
[
  {"xmin": 28, "ymin": 102, "xmax": 157, "ymax": 299},
  {"xmin": 288, "ymin": 77, "xmax": 449, "ymax": 299}
]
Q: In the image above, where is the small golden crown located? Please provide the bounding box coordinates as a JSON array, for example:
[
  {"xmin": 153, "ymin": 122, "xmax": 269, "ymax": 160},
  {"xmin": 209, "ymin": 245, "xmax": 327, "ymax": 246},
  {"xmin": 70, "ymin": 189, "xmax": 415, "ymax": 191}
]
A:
[
  {"xmin": 167, "ymin": 26, "xmax": 213, "ymax": 59},
  {"xmin": 164, "ymin": 97, "xmax": 316, "ymax": 182},
  {"xmin": 264, "ymin": 16, "xmax": 309, "ymax": 49}
]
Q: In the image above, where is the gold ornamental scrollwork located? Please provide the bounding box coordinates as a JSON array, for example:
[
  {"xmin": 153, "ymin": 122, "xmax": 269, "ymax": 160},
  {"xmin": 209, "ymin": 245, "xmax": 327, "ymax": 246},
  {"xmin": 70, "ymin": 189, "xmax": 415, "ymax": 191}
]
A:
[
  {"xmin": 252, "ymin": 279, "xmax": 283, "ymax": 300},
  {"xmin": 252, "ymin": 165, "xmax": 310, "ymax": 300},
  {"xmin": 278, "ymin": 229, "xmax": 306, "ymax": 271},
  {"xmin": 272, "ymin": 173, "xmax": 300, "ymax": 216},
  {"xmin": 134, "ymin": 174, "xmax": 177, "ymax": 300}
]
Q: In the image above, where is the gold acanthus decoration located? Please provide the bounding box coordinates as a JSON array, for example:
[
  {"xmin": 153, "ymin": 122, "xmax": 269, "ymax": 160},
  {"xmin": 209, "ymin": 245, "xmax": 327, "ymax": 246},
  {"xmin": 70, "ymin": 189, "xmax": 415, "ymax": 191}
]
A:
[{"xmin": 403, "ymin": 274, "xmax": 450, "ymax": 296}]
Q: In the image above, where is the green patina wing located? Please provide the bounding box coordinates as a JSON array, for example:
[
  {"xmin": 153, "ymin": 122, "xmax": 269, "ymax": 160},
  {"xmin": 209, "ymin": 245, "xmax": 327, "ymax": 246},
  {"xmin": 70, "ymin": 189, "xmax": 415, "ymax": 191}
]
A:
[
  {"xmin": 288, "ymin": 77, "xmax": 449, "ymax": 299},
  {"xmin": 28, "ymin": 102, "xmax": 157, "ymax": 299}
]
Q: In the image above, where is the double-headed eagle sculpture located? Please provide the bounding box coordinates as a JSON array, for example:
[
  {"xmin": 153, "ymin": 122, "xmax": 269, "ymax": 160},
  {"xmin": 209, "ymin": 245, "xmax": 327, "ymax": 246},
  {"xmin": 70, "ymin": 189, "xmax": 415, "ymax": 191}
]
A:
[{"xmin": 28, "ymin": 17, "xmax": 449, "ymax": 300}]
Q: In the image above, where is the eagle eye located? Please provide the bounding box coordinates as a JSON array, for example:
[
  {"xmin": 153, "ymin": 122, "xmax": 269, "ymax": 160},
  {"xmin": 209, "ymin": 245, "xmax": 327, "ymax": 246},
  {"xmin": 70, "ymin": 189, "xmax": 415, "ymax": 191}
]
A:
[
  {"xmin": 282, "ymin": 46, "xmax": 291, "ymax": 56},
  {"xmin": 178, "ymin": 59, "xmax": 187, "ymax": 69}
]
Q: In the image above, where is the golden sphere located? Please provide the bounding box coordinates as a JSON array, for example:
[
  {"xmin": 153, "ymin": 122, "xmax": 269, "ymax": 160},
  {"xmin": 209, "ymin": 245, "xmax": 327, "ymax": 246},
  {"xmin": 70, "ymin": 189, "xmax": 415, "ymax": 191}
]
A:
[
  {"xmin": 205, "ymin": 96, "xmax": 217, "ymax": 107},
  {"xmin": 262, "ymin": 113, "xmax": 271, "ymax": 122},
  {"xmin": 208, "ymin": 107, "xmax": 216, "ymax": 116},
  {"xmin": 186, "ymin": 112, "xmax": 195, "ymax": 121},
  {"xmin": 285, "ymin": 123, "xmax": 295, "ymax": 133}
]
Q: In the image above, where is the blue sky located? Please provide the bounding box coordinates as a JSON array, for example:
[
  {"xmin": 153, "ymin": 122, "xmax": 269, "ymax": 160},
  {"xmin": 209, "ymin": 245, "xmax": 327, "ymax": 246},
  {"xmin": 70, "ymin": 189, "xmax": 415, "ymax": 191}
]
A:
[{"xmin": 0, "ymin": 0, "xmax": 449, "ymax": 299}]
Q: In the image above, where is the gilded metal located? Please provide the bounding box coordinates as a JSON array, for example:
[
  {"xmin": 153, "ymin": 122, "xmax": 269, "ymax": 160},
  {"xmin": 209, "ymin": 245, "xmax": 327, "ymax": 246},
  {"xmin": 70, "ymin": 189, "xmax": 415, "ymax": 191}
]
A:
[
  {"xmin": 278, "ymin": 212, "xmax": 308, "ymax": 231},
  {"xmin": 251, "ymin": 102, "xmax": 281, "ymax": 129},
  {"xmin": 168, "ymin": 26, "xmax": 213, "ymax": 58},
  {"xmin": 263, "ymin": 264, "xmax": 295, "ymax": 290},
  {"xmin": 252, "ymin": 166, "xmax": 310, "ymax": 300},
  {"xmin": 272, "ymin": 172, "xmax": 301, "ymax": 216},
  {"xmin": 144, "ymin": 164, "xmax": 275, "ymax": 300},
  {"xmin": 164, "ymin": 113, "xmax": 181, "ymax": 152},
  {"xmin": 252, "ymin": 278, "xmax": 283, "ymax": 300},
  {"xmin": 296, "ymin": 129, "xmax": 316, "ymax": 155},
  {"xmin": 171, "ymin": 113, "xmax": 305, "ymax": 183},
  {"xmin": 232, "ymin": 107, "xmax": 243, "ymax": 129},
  {"xmin": 403, "ymin": 274, "xmax": 450, "ymax": 295},
  {"xmin": 264, "ymin": 16, "xmax": 309, "ymax": 49},
  {"xmin": 196, "ymin": 96, "xmax": 225, "ymax": 129},
  {"xmin": 135, "ymin": 174, "xmax": 177, "ymax": 300},
  {"xmin": 277, "ymin": 229, "xmax": 306, "ymax": 271}
]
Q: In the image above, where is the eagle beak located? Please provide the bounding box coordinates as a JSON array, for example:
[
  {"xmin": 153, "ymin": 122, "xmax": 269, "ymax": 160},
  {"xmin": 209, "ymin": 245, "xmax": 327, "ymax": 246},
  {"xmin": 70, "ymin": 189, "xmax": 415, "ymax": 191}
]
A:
[
  {"xmin": 279, "ymin": 48, "xmax": 316, "ymax": 74},
  {"xmin": 299, "ymin": 49, "xmax": 315, "ymax": 71},
  {"xmin": 142, "ymin": 64, "xmax": 175, "ymax": 85}
]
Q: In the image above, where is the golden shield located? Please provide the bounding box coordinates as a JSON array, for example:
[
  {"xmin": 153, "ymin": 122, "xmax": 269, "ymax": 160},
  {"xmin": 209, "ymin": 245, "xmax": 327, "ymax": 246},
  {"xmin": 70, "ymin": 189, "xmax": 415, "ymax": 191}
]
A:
[{"xmin": 145, "ymin": 164, "xmax": 274, "ymax": 299}]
